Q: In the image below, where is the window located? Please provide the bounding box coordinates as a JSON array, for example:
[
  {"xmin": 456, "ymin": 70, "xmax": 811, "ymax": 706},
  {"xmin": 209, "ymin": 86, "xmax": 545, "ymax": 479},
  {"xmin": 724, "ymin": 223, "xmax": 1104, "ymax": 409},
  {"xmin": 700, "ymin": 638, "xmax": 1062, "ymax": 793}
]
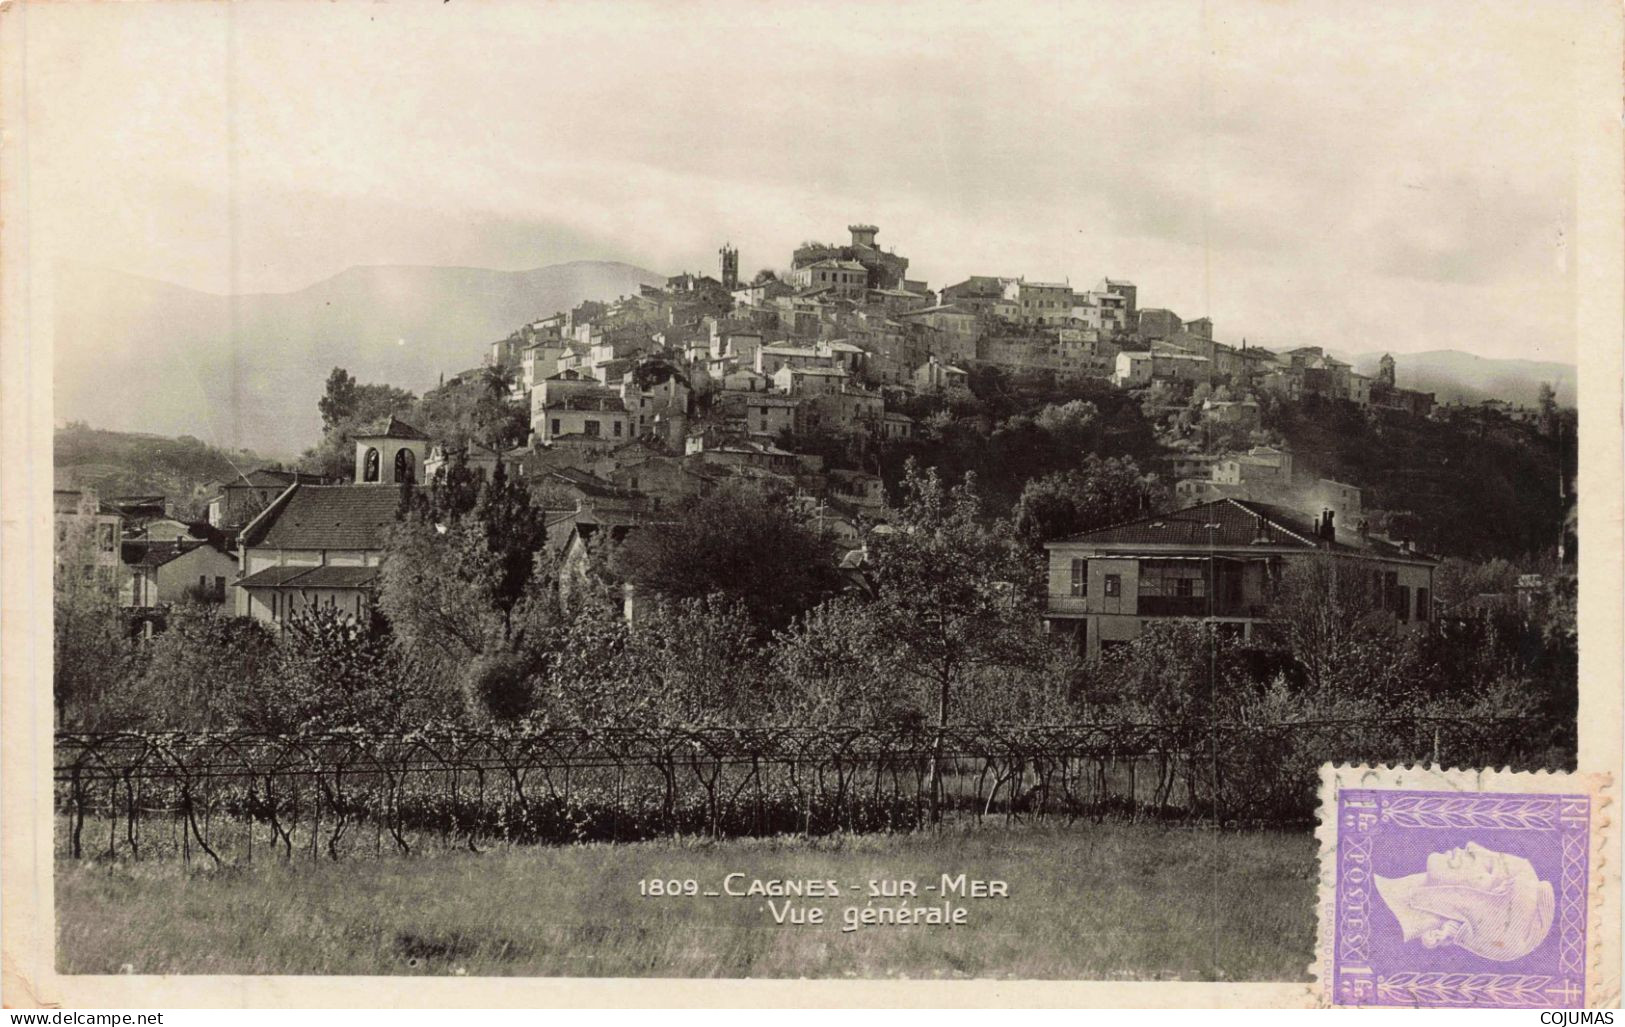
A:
[
  {"xmin": 363, "ymin": 447, "xmax": 381, "ymax": 483},
  {"xmin": 585, "ymin": 420, "xmax": 601, "ymax": 437},
  {"xmin": 394, "ymin": 448, "xmax": 416, "ymax": 485},
  {"xmin": 613, "ymin": 421, "xmax": 623, "ymax": 437},
  {"xmin": 1397, "ymin": 585, "xmax": 1412, "ymax": 622},
  {"xmin": 1069, "ymin": 558, "xmax": 1088, "ymax": 597},
  {"xmin": 551, "ymin": 419, "xmax": 561, "ymax": 436},
  {"xmin": 215, "ymin": 576, "xmax": 225, "ymax": 596},
  {"xmin": 99, "ymin": 524, "xmax": 115, "ymax": 552},
  {"xmin": 1104, "ymin": 574, "xmax": 1121, "ymax": 598},
  {"xmin": 272, "ymin": 592, "xmax": 279, "ymax": 619},
  {"xmin": 1416, "ymin": 587, "xmax": 1430, "ymax": 622}
]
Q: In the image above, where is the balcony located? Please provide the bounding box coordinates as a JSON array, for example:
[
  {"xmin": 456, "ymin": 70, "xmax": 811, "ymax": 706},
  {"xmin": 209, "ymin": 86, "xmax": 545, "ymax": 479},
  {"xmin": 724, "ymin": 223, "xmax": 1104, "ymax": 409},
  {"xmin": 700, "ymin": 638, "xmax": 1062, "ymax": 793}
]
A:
[{"xmin": 1045, "ymin": 594, "xmax": 1272, "ymax": 620}]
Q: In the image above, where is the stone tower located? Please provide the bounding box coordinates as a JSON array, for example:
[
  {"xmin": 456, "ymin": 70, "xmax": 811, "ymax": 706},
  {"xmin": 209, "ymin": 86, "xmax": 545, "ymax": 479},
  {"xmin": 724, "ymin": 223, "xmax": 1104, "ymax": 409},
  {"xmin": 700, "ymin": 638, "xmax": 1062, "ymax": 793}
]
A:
[
  {"xmin": 719, "ymin": 244, "xmax": 739, "ymax": 290},
  {"xmin": 1378, "ymin": 353, "xmax": 1396, "ymax": 388}
]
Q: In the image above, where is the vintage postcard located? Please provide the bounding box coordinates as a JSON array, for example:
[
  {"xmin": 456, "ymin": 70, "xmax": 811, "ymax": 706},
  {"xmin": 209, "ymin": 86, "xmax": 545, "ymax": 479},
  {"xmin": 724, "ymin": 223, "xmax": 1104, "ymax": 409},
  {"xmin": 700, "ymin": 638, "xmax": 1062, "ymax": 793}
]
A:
[{"xmin": 2, "ymin": 0, "xmax": 1621, "ymax": 1010}]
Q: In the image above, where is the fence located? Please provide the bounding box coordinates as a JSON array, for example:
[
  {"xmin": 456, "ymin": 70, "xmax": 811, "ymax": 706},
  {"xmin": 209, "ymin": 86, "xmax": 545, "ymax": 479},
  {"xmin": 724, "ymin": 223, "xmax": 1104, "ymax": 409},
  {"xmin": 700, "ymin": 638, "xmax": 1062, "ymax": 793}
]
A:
[{"xmin": 54, "ymin": 717, "xmax": 1569, "ymax": 864}]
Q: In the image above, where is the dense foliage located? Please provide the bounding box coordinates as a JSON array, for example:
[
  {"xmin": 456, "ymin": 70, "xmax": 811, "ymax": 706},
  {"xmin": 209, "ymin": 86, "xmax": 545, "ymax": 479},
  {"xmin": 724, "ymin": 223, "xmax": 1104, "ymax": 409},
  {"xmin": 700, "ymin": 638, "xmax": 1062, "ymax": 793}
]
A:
[
  {"xmin": 1262, "ymin": 393, "xmax": 1573, "ymax": 559},
  {"xmin": 609, "ymin": 485, "xmax": 843, "ymax": 633}
]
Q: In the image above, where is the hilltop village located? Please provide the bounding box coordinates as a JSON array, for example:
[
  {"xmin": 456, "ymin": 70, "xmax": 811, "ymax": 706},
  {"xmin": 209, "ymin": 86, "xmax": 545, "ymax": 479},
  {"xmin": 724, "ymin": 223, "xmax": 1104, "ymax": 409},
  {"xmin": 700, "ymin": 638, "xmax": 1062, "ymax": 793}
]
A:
[{"xmin": 56, "ymin": 223, "xmax": 1574, "ymax": 660}]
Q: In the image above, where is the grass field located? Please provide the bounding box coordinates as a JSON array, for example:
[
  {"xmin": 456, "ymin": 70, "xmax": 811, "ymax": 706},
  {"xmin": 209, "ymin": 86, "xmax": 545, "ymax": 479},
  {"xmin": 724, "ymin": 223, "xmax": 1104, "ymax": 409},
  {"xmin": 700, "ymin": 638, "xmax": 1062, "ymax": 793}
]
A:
[{"xmin": 57, "ymin": 822, "xmax": 1316, "ymax": 979}]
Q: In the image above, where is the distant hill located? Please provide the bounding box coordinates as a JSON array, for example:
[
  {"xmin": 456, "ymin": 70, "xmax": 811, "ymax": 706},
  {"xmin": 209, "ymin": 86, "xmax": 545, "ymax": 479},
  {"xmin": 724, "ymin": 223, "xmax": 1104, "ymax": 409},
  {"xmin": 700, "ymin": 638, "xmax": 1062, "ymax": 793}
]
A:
[
  {"xmin": 54, "ymin": 261, "xmax": 666, "ymax": 455},
  {"xmin": 1344, "ymin": 350, "xmax": 1576, "ymax": 408},
  {"xmin": 54, "ymin": 424, "xmax": 283, "ymax": 518}
]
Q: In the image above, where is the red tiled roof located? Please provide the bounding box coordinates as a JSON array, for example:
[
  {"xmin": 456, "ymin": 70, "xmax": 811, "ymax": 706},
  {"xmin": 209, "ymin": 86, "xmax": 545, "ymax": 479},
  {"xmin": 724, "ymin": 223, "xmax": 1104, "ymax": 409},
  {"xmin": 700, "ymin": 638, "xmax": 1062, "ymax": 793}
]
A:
[{"xmin": 243, "ymin": 485, "xmax": 404, "ymax": 551}]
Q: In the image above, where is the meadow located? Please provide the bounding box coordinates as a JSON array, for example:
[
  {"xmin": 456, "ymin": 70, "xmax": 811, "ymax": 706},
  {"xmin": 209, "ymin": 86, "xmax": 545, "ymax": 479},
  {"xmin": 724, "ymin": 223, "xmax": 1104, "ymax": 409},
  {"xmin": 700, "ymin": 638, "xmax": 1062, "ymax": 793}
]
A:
[{"xmin": 57, "ymin": 821, "xmax": 1316, "ymax": 979}]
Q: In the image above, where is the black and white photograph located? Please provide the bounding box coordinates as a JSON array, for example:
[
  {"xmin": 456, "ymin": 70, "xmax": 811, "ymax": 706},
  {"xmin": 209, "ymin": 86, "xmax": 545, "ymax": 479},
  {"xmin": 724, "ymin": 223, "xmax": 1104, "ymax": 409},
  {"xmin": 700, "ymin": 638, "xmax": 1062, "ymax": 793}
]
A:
[{"xmin": 3, "ymin": 0, "xmax": 1621, "ymax": 1010}]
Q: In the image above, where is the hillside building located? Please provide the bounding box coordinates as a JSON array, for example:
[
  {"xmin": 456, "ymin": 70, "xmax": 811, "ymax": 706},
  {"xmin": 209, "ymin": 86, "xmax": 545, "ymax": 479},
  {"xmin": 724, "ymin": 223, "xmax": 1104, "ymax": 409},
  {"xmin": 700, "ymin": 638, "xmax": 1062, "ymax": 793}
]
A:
[{"xmin": 1043, "ymin": 498, "xmax": 1436, "ymax": 658}]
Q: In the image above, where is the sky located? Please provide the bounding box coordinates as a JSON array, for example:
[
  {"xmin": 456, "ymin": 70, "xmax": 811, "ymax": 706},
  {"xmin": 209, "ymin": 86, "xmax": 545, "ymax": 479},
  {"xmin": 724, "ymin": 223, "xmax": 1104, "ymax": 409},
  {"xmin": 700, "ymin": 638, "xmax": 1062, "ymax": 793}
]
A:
[{"xmin": 21, "ymin": 0, "xmax": 1595, "ymax": 362}]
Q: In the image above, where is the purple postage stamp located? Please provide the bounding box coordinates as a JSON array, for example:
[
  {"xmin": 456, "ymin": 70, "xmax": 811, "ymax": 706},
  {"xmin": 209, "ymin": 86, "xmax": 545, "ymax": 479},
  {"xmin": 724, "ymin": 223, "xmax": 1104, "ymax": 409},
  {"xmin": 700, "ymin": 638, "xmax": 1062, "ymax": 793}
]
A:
[{"xmin": 1315, "ymin": 765, "xmax": 1612, "ymax": 1009}]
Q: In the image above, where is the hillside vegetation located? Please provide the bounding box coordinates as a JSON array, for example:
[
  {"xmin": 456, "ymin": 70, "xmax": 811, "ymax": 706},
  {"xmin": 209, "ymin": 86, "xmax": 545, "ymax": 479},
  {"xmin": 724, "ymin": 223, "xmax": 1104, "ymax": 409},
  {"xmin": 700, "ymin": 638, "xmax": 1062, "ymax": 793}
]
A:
[
  {"xmin": 1264, "ymin": 394, "xmax": 1573, "ymax": 560},
  {"xmin": 54, "ymin": 423, "xmax": 281, "ymax": 517}
]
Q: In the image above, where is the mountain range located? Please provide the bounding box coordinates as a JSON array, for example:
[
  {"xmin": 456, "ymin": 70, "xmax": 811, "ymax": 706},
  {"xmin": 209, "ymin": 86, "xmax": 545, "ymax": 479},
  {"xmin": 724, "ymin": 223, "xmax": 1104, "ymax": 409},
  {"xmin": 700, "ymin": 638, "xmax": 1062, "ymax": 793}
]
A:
[
  {"xmin": 55, "ymin": 260, "xmax": 1575, "ymax": 456},
  {"xmin": 1342, "ymin": 350, "xmax": 1576, "ymax": 409},
  {"xmin": 54, "ymin": 261, "xmax": 665, "ymax": 456}
]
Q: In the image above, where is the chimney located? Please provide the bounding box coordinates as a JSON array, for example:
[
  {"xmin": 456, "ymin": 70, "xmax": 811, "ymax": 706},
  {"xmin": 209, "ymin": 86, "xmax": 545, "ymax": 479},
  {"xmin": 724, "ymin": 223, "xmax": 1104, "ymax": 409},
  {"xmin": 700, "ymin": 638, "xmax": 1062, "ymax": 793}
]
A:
[
  {"xmin": 1251, "ymin": 513, "xmax": 1271, "ymax": 544},
  {"xmin": 1324, "ymin": 509, "xmax": 1335, "ymax": 541}
]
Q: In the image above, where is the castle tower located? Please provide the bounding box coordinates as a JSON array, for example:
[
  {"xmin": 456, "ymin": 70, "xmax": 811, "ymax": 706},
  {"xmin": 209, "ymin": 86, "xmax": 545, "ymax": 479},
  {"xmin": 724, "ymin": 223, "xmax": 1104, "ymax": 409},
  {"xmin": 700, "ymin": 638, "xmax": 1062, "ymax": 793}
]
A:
[
  {"xmin": 353, "ymin": 416, "xmax": 431, "ymax": 485},
  {"xmin": 719, "ymin": 244, "xmax": 739, "ymax": 290},
  {"xmin": 1378, "ymin": 353, "xmax": 1396, "ymax": 388},
  {"xmin": 848, "ymin": 224, "xmax": 879, "ymax": 249}
]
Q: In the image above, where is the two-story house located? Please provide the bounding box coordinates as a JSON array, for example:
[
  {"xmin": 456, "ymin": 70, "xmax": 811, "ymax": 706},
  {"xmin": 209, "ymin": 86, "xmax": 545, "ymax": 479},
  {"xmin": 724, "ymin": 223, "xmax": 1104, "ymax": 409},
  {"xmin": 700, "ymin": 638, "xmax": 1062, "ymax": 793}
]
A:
[
  {"xmin": 1043, "ymin": 498, "xmax": 1436, "ymax": 658},
  {"xmin": 122, "ymin": 538, "xmax": 238, "ymax": 611}
]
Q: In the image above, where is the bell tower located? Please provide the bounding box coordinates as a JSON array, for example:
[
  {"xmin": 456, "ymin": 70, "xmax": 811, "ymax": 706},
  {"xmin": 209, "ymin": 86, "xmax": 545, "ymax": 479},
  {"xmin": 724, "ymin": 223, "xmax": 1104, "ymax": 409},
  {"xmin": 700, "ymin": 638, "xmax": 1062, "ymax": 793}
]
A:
[
  {"xmin": 352, "ymin": 416, "xmax": 430, "ymax": 485},
  {"xmin": 1378, "ymin": 353, "xmax": 1396, "ymax": 388},
  {"xmin": 719, "ymin": 244, "xmax": 739, "ymax": 290}
]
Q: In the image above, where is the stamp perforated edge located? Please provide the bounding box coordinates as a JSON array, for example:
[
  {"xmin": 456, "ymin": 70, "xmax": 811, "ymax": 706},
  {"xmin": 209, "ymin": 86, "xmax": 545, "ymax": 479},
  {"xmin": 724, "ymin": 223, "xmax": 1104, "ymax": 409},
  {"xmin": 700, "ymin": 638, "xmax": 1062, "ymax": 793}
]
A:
[{"xmin": 1310, "ymin": 763, "xmax": 1614, "ymax": 1009}]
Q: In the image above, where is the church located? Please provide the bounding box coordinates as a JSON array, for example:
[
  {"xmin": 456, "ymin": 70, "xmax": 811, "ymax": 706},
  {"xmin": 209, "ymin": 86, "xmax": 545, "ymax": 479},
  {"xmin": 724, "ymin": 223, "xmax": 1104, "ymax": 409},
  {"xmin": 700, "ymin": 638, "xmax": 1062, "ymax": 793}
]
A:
[{"xmin": 232, "ymin": 418, "xmax": 428, "ymax": 628}]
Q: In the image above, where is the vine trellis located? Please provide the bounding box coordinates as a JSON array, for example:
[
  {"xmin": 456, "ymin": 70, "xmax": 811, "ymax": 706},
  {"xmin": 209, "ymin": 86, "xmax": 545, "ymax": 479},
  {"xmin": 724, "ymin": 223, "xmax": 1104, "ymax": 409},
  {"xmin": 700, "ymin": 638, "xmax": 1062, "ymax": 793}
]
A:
[{"xmin": 54, "ymin": 717, "xmax": 1562, "ymax": 864}]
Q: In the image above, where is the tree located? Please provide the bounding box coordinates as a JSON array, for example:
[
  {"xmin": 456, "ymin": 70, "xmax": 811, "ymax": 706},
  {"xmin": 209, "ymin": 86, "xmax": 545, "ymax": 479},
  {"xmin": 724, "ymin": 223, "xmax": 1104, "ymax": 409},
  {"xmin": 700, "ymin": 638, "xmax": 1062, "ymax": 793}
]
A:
[
  {"xmin": 610, "ymin": 485, "xmax": 842, "ymax": 632},
  {"xmin": 1537, "ymin": 381, "xmax": 1558, "ymax": 435},
  {"xmin": 860, "ymin": 462, "xmax": 1044, "ymax": 814},
  {"xmin": 318, "ymin": 368, "xmax": 359, "ymax": 431},
  {"xmin": 271, "ymin": 606, "xmax": 447, "ymax": 732},
  {"xmin": 471, "ymin": 464, "xmax": 553, "ymax": 644},
  {"xmin": 132, "ymin": 609, "xmax": 281, "ymax": 730},
  {"xmin": 619, "ymin": 596, "xmax": 768, "ymax": 725},
  {"xmin": 301, "ymin": 374, "xmax": 418, "ymax": 480},
  {"xmin": 1013, "ymin": 455, "xmax": 1163, "ymax": 545},
  {"xmin": 53, "ymin": 507, "xmax": 136, "ymax": 729},
  {"xmin": 1267, "ymin": 554, "xmax": 1412, "ymax": 698},
  {"xmin": 481, "ymin": 363, "xmax": 517, "ymax": 401},
  {"xmin": 769, "ymin": 598, "xmax": 915, "ymax": 726},
  {"xmin": 53, "ymin": 568, "xmax": 133, "ymax": 729},
  {"xmin": 378, "ymin": 517, "xmax": 506, "ymax": 670},
  {"xmin": 379, "ymin": 466, "xmax": 557, "ymax": 669}
]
